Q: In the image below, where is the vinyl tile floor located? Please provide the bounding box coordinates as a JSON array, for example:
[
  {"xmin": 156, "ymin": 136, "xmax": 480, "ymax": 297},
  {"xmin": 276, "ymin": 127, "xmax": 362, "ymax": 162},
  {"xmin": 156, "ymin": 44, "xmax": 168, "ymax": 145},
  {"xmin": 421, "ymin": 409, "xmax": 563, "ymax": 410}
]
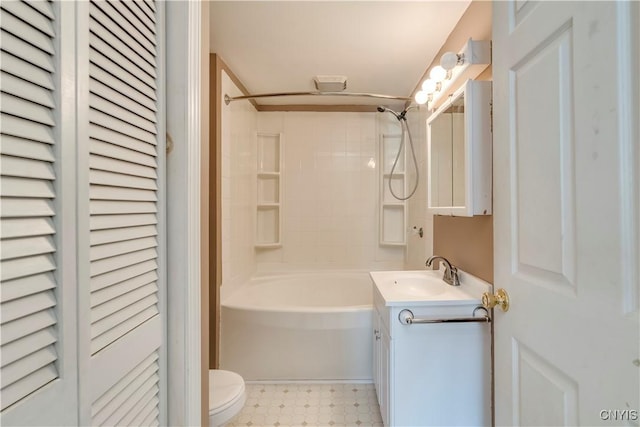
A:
[{"xmin": 226, "ymin": 383, "xmax": 383, "ymax": 427}]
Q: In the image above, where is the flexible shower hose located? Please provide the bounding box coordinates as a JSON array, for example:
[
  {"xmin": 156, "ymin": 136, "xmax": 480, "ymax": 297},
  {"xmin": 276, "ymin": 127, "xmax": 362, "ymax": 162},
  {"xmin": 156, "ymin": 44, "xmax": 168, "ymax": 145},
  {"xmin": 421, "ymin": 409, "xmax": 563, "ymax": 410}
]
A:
[{"xmin": 388, "ymin": 117, "xmax": 419, "ymax": 201}]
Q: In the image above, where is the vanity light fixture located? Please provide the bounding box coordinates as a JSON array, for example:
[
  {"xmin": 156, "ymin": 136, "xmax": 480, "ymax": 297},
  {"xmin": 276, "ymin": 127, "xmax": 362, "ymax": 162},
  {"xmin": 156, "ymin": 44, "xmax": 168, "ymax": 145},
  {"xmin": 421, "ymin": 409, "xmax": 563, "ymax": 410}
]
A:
[
  {"xmin": 421, "ymin": 78, "xmax": 437, "ymax": 93},
  {"xmin": 429, "ymin": 65, "xmax": 447, "ymax": 82},
  {"xmin": 414, "ymin": 90, "xmax": 430, "ymax": 105},
  {"xmin": 440, "ymin": 51, "xmax": 463, "ymax": 71},
  {"xmin": 414, "ymin": 38, "xmax": 491, "ymax": 108}
]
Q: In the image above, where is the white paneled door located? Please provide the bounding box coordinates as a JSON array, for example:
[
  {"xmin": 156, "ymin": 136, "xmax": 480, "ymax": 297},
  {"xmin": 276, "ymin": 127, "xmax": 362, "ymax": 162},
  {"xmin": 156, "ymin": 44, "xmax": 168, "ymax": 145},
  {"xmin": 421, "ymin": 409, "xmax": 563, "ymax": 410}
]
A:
[
  {"xmin": 493, "ymin": 1, "xmax": 639, "ymax": 425},
  {"xmin": 1, "ymin": 1, "xmax": 166, "ymax": 425}
]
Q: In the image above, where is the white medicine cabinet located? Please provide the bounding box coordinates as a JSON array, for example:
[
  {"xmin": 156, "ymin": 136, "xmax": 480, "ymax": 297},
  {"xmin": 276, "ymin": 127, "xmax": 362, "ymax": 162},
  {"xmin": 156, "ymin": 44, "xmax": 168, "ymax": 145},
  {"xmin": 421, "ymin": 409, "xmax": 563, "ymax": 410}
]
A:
[{"xmin": 427, "ymin": 79, "xmax": 492, "ymax": 216}]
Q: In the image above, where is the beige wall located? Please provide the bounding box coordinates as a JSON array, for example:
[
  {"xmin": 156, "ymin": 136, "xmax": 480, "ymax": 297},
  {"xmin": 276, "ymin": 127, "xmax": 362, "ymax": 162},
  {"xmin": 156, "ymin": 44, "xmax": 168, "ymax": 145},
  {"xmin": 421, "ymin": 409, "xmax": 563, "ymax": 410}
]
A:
[
  {"xmin": 422, "ymin": 0, "xmax": 494, "ymax": 283},
  {"xmin": 433, "ymin": 215, "xmax": 493, "ymax": 283}
]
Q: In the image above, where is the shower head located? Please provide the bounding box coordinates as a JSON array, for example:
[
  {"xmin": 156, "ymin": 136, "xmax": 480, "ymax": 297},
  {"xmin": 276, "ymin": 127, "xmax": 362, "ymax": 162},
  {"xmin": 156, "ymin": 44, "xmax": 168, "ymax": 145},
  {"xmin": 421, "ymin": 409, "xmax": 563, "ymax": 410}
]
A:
[{"xmin": 377, "ymin": 105, "xmax": 404, "ymax": 121}]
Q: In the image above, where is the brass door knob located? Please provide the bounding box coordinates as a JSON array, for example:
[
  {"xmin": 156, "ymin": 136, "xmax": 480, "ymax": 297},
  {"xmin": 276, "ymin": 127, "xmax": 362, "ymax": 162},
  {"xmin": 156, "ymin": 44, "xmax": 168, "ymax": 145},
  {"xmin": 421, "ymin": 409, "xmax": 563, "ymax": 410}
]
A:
[{"xmin": 482, "ymin": 288, "xmax": 510, "ymax": 312}]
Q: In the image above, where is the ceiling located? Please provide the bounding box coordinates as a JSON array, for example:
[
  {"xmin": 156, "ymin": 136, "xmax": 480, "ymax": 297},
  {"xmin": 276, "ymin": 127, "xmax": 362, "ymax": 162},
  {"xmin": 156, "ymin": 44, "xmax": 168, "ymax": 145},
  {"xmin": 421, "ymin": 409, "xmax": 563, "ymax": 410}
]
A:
[{"xmin": 209, "ymin": 1, "xmax": 472, "ymax": 109}]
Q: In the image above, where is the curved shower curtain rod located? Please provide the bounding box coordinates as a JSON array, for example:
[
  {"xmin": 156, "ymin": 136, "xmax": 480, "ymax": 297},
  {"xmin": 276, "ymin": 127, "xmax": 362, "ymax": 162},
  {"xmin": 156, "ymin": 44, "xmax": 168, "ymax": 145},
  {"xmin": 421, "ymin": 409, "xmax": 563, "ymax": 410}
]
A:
[{"xmin": 224, "ymin": 91, "xmax": 412, "ymax": 105}]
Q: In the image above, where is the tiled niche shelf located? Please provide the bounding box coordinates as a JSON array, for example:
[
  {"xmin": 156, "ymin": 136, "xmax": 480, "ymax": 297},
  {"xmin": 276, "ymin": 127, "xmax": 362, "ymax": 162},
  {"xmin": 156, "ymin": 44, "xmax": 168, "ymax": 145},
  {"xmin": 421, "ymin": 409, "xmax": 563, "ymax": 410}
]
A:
[
  {"xmin": 256, "ymin": 132, "xmax": 282, "ymax": 248},
  {"xmin": 379, "ymin": 133, "xmax": 407, "ymax": 246}
]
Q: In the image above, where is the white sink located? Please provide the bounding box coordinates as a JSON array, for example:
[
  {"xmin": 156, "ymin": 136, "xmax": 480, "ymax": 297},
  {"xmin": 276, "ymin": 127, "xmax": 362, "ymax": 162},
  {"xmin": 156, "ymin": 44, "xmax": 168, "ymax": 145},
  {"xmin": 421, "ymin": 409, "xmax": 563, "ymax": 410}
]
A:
[
  {"xmin": 388, "ymin": 272, "xmax": 448, "ymax": 298},
  {"xmin": 369, "ymin": 269, "xmax": 489, "ymax": 306}
]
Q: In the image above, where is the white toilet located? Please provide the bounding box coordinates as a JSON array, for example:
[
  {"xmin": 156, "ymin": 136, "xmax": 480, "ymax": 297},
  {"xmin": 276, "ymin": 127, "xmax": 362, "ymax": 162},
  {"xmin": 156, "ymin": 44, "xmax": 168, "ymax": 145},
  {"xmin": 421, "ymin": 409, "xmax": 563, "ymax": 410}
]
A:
[{"xmin": 209, "ymin": 369, "xmax": 246, "ymax": 427}]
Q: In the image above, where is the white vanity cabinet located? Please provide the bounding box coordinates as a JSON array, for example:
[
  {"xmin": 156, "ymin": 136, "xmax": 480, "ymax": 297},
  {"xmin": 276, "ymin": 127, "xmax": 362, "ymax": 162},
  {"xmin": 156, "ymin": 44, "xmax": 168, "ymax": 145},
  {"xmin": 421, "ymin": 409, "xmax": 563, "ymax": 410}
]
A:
[
  {"xmin": 372, "ymin": 309, "xmax": 391, "ymax": 426},
  {"xmin": 370, "ymin": 270, "xmax": 491, "ymax": 427}
]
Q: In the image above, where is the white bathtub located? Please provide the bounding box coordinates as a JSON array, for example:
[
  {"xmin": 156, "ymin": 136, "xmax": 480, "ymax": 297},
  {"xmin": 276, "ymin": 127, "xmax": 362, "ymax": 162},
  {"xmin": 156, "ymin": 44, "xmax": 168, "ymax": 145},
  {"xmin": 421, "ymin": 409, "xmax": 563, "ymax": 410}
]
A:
[{"xmin": 220, "ymin": 271, "xmax": 373, "ymax": 381}]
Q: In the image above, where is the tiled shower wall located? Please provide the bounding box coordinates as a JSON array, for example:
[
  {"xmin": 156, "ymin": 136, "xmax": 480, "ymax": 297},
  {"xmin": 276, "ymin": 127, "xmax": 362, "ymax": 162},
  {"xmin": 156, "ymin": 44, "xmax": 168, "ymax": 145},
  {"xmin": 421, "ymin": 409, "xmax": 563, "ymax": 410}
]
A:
[
  {"xmin": 256, "ymin": 112, "xmax": 404, "ymax": 271},
  {"xmin": 221, "ymin": 71, "xmax": 258, "ymax": 294},
  {"xmin": 405, "ymin": 107, "xmax": 433, "ymax": 269}
]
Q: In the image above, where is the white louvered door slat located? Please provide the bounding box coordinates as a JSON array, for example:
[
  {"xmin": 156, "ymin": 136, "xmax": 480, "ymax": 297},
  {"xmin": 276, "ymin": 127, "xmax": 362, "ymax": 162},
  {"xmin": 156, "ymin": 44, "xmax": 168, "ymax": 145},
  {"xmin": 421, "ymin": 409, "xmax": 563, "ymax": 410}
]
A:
[
  {"xmin": 90, "ymin": 185, "xmax": 158, "ymax": 202},
  {"xmin": 1, "ymin": 176, "xmax": 55, "ymax": 198},
  {"xmin": 91, "ymin": 271, "xmax": 158, "ymax": 307},
  {"xmin": 0, "ymin": 1, "xmax": 55, "ymax": 36},
  {"xmin": 1, "ymin": 217, "xmax": 54, "ymax": 239},
  {"xmin": 1, "ymin": 135, "xmax": 55, "ymax": 161},
  {"xmin": 89, "ymin": 63, "xmax": 157, "ymax": 112},
  {"xmin": 90, "ymin": 224, "xmax": 157, "ymax": 245},
  {"xmin": 91, "ymin": 1, "xmax": 156, "ymax": 57},
  {"xmin": 0, "ymin": 72, "xmax": 56, "ymax": 108},
  {"xmin": 0, "ymin": 113, "xmax": 55, "ymax": 144},
  {"xmin": 121, "ymin": 1, "xmax": 156, "ymax": 34},
  {"xmin": 92, "ymin": 284, "xmax": 158, "ymax": 323},
  {"xmin": 89, "ymin": 33, "xmax": 156, "ymax": 90},
  {"xmin": 0, "ymin": 51, "xmax": 55, "ymax": 89},
  {"xmin": 90, "ymin": 125, "xmax": 157, "ymax": 154},
  {"xmin": 1, "ymin": 93, "xmax": 55, "ymax": 125},
  {"xmin": 86, "ymin": 1, "xmax": 164, "ymax": 425},
  {"xmin": 91, "ymin": 303, "xmax": 159, "ymax": 354},
  {"xmin": 0, "ymin": 198, "xmax": 54, "ymax": 218},
  {"xmin": 0, "ymin": 366, "xmax": 58, "ymax": 414},
  {"xmin": 0, "ymin": 274, "xmax": 56, "ymax": 303},
  {"xmin": 91, "ymin": 259, "xmax": 158, "ymax": 293},
  {"xmin": 134, "ymin": 1, "xmax": 156, "ymax": 26},
  {"xmin": 89, "ymin": 16, "xmax": 157, "ymax": 81},
  {"xmin": 90, "ymin": 109, "xmax": 157, "ymax": 145},
  {"xmin": 0, "ymin": 308, "xmax": 55, "ymax": 343},
  {"xmin": 130, "ymin": 395, "xmax": 160, "ymax": 427},
  {"xmin": 0, "ymin": 235, "xmax": 55, "ymax": 260},
  {"xmin": 0, "ymin": 1, "xmax": 68, "ymax": 417},
  {"xmin": 89, "ymin": 154, "xmax": 157, "ymax": 178},
  {"xmin": 91, "ymin": 213, "xmax": 157, "ymax": 231},
  {"xmin": 1, "ymin": 327, "xmax": 56, "ymax": 367},
  {"xmin": 0, "ymin": 10, "xmax": 55, "ymax": 54},
  {"xmin": 116, "ymin": 379, "xmax": 159, "ymax": 426},
  {"xmin": 91, "ymin": 352, "xmax": 159, "ymax": 425},
  {"xmin": 90, "ymin": 236, "xmax": 158, "ymax": 260},
  {"xmin": 89, "ymin": 49, "xmax": 157, "ymax": 101},
  {"xmin": 23, "ymin": 0, "xmax": 54, "ymax": 20},
  {"xmin": 1, "ymin": 155, "xmax": 55, "ymax": 179},
  {"xmin": 90, "ymin": 78, "xmax": 157, "ymax": 123},
  {"xmin": 89, "ymin": 4, "xmax": 155, "ymax": 63},
  {"xmin": 90, "ymin": 140, "xmax": 157, "ymax": 167},
  {"xmin": 89, "ymin": 94, "xmax": 157, "ymax": 133},
  {"xmin": 1, "ymin": 347, "xmax": 58, "ymax": 389},
  {"xmin": 0, "ymin": 30, "xmax": 54, "ymax": 72},
  {"xmin": 105, "ymin": 2, "xmax": 155, "ymax": 50}
]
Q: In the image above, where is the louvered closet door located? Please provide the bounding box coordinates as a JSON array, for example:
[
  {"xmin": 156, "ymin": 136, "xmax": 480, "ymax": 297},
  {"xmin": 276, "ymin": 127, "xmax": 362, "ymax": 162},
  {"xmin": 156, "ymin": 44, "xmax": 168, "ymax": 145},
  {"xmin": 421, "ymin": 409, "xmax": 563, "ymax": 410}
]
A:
[
  {"xmin": 84, "ymin": 1, "xmax": 165, "ymax": 426},
  {"xmin": 0, "ymin": 1, "xmax": 78, "ymax": 425}
]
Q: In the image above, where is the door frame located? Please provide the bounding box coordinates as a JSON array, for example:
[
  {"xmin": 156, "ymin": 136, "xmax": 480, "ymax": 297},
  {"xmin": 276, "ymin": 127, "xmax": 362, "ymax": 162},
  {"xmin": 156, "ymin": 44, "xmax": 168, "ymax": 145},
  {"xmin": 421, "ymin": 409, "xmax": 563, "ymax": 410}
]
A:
[{"xmin": 165, "ymin": 1, "xmax": 208, "ymax": 425}]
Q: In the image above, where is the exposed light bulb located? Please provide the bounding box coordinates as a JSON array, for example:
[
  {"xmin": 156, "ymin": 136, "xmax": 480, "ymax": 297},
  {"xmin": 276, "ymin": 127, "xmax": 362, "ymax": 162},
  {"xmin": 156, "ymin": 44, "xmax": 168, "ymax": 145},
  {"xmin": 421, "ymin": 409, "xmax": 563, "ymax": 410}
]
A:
[
  {"xmin": 429, "ymin": 65, "xmax": 447, "ymax": 82},
  {"xmin": 421, "ymin": 78, "xmax": 437, "ymax": 94},
  {"xmin": 414, "ymin": 90, "xmax": 429, "ymax": 105},
  {"xmin": 440, "ymin": 51, "xmax": 461, "ymax": 71}
]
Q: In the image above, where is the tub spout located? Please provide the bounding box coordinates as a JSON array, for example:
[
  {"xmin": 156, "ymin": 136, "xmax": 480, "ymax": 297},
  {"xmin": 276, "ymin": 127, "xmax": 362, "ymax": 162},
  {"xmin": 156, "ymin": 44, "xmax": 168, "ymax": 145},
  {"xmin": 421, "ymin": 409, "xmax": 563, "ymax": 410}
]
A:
[{"xmin": 425, "ymin": 255, "xmax": 460, "ymax": 286}]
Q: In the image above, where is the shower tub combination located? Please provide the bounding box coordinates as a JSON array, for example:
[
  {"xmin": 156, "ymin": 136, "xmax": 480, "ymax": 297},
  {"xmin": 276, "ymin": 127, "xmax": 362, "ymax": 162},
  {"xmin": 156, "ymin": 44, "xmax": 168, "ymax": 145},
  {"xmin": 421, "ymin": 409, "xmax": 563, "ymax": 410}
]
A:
[{"xmin": 220, "ymin": 271, "xmax": 373, "ymax": 381}]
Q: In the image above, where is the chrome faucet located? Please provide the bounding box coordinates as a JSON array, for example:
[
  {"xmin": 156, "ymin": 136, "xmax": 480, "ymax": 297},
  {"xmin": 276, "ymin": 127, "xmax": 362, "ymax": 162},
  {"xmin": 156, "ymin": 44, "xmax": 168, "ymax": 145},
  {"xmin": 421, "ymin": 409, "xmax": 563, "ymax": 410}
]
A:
[{"xmin": 425, "ymin": 255, "xmax": 460, "ymax": 286}]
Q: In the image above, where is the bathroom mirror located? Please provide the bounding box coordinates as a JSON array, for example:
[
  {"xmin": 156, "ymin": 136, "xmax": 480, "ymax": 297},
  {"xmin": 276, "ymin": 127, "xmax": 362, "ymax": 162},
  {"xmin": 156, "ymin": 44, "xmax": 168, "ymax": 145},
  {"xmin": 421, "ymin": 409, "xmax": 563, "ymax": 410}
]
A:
[{"xmin": 427, "ymin": 79, "xmax": 492, "ymax": 216}]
